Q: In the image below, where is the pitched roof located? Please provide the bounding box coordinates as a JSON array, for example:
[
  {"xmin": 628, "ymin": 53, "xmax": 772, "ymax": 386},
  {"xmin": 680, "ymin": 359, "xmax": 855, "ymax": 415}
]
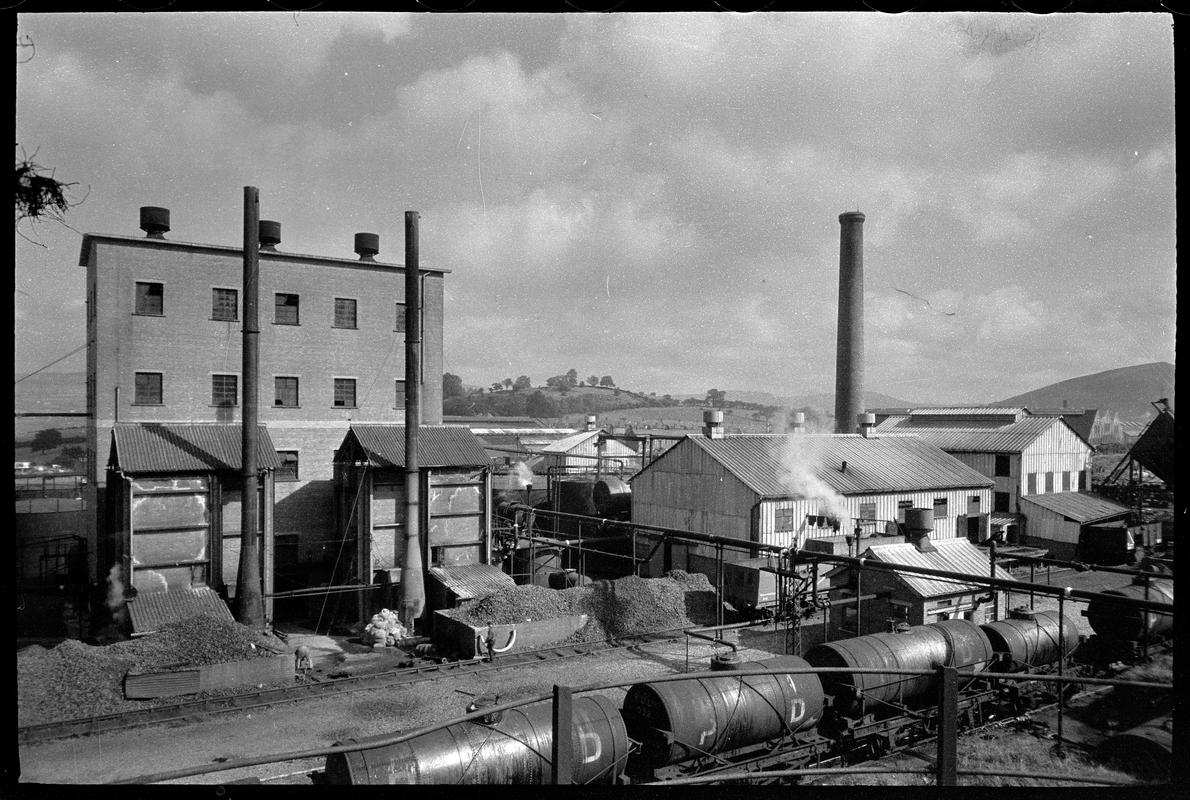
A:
[
  {"xmin": 344, "ymin": 425, "xmax": 490, "ymax": 468},
  {"xmin": 909, "ymin": 407, "xmax": 1027, "ymax": 417},
  {"xmin": 875, "ymin": 415, "xmax": 1069, "ymax": 453},
  {"xmin": 109, "ymin": 423, "xmax": 281, "ymax": 473},
  {"xmin": 541, "ymin": 430, "xmax": 600, "ymax": 453},
  {"xmin": 862, "ymin": 538, "xmax": 1016, "ymax": 598},
  {"xmin": 1019, "ymin": 491, "xmax": 1129, "ymax": 524},
  {"xmin": 667, "ymin": 434, "xmax": 993, "ymax": 499}
]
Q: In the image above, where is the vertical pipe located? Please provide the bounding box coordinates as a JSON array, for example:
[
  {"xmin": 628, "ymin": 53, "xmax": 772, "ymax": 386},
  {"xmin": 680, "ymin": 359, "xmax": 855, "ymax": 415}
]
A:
[
  {"xmin": 936, "ymin": 665, "xmax": 958, "ymax": 786},
  {"xmin": 1056, "ymin": 589, "xmax": 1068, "ymax": 757},
  {"xmin": 833, "ymin": 211, "xmax": 865, "ymax": 433},
  {"xmin": 989, "ymin": 538, "xmax": 998, "ymax": 620},
  {"xmin": 399, "ymin": 211, "xmax": 425, "ymax": 627},
  {"xmin": 236, "ymin": 186, "xmax": 264, "ymax": 627},
  {"xmin": 715, "ymin": 543, "xmax": 724, "ymax": 628},
  {"xmin": 551, "ymin": 684, "xmax": 573, "ymax": 785},
  {"xmin": 856, "ymin": 562, "xmax": 863, "ymax": 635}
]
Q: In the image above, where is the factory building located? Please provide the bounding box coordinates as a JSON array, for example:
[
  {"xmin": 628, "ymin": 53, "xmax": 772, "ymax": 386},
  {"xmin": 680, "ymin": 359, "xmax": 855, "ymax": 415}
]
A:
[
  {"xmin": 79, "ymin": 207, "xmax": 446, "ymax": 588},
  {"xmin": 629, "ymin": 414, "xmax": 995, "ymax": 574},
  {"xmin": 1017, "ymin": 492, "xmax": 1131, "ymax": 561},
  {"xmin": 873, "ymin": 408, "xmax": 1094, "ymax": 541},
  {"xmin": 539, "ymin": 427, "xmax": 641, "ymax": 475}
]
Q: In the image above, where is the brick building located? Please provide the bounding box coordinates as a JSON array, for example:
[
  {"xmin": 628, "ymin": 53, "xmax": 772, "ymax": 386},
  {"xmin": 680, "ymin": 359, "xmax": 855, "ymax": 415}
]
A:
[{"xmin": 80, "ymin": 208, "xmax": 446, "ymax": 584}]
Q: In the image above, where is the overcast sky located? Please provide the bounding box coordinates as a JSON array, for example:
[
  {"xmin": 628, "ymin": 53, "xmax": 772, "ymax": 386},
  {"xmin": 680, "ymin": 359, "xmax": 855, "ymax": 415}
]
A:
[{"xmin": 15, "ymin": 12, "xmax": 1175, "ymax": 403}]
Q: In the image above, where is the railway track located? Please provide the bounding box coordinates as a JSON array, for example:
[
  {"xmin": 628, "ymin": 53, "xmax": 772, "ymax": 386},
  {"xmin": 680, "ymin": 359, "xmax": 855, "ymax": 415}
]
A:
[{"xmin": 18, "ymin": 630, "xmax": 688, "ymax": 745}]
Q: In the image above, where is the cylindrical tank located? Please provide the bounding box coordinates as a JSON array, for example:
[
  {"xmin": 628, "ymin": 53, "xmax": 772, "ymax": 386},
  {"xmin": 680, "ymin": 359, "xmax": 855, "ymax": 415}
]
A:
[
  {"xmin": 981, "ymin": 610, "xmax": 1080, "ymax": 671},
  {"xmin": 512, "ymin": 545, "xmax": 562, "ymax": 587},
  {"xmin": 557, "ymin": 479, "xmax": 598, "ymax": 516},
  {"xmin": 1084, "ymin": 580, "xmax": 1173, "ymax": 644},
  {"xmin": 930, "ymin": 619, "xmax": 995, "ymax": 672},
  {"xmin": 1094, "ymin": 718, "xmax": 1172, "ymax": 782},
  {"xmin": 548, "ymin": 568, "xmax": 581, "ymax": 589},
  {"xmin": 326, "ymin": 694, "xmax": 628, "ymax": 784},
  {"xmin": 139, "ymin": 206, "xmax": 170, "ymax": 238},
  {"xmin": 592, "ymin": 477, "xmax": 631, "ymax": 519},
  {"xmin": 806, "ymin": 625, "xmax": 948, "ymax": 716},
  {"xmin": 622, "ymin": 655, "xmax": 824, "ymax": 768}
]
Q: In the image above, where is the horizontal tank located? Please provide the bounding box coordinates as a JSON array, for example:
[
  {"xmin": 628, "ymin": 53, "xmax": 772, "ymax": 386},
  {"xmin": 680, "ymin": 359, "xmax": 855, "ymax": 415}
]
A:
[
  {"xmin": 981, "ymin": 610, "xmax": 1079, "ymax": 671},
  {"xmin": 1084, "ymin": 580, "xmax": 1173, "ymax": 644},
  {"xmin": 622, "ymin": 655, "xmax": 824, "ymax": 768},
  {"xmin": 592, "ymin": 477, "xmax": 631, "ymax": 519},
  {"xmin": 325, "ymin": 694, "xmax": 627, "ymax": 784}
]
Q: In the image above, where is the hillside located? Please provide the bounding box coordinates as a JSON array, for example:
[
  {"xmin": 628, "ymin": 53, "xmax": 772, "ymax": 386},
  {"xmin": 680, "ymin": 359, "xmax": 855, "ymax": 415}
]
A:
[{"xmin": 993, "ymin": 362, "xmax": 1174, "ymax": 421}]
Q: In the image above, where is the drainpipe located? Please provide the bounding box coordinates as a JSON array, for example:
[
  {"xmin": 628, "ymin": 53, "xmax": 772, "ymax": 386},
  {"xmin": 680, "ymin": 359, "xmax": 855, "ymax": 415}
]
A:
[{"xmin": 399, "ymin": 211, "xmax": 425, "ymax": 628}]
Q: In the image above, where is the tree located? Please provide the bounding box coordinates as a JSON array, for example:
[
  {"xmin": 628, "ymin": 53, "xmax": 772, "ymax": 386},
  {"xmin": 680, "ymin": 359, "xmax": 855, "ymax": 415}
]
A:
[
  {"xmin": 525, "ymin": 390, "xmax": 557, "ymax": 418},
  {"xmin": 31, "ymin": 427, "xmax": 62, "ymax": 453},
  {"xmin": 59, "ymin": 445, "xmax": 86, "ymax": 468},
  {"xmin": 513, "ymin": 375, "xmax": 531, "ymax": 391},
  {"xmin": 587, "ymin": 375, "xmax": 600, "ymax": 387},
  {"xmin": 491, "ymin": 382, "xmax": 503, "ymax": 392},
  {"xmin": 705, "ymin": 388, "xmax": 726, "ymax": 408},
  {"xmin": 565, "ymin": 368, "xmax": 579, "ymax": 387},
  {"xmin": 442, "ymin": 372, "xmax": 464, "ymax": 399},
  {"xmin": 503, "ymin": 378, "xmax": 513, "ymax": 390},
  {"xmin": 599, "ymin": 375, "xmax": 615, "ymax": 387}
]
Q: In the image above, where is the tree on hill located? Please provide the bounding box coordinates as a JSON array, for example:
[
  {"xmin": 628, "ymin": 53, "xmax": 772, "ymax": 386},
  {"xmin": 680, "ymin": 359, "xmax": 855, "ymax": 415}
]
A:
[
  {"xmin": 565, "ymin": 368, "xmax": 579, "ymax": 387},
  {"xmin": 526, "ymin": 390, "xmax": 557, "ymax": 417},
  {"xmin": 442, "ymin": 373, "xmax": 464, "ymax": 399},
  {"xmin": 600, "ymin": 375, "xmax": 615, "ymax": 387},
  {"xmin": 513, "ymin": 375, "xmax": 531, "ymax": 391},
  {"xmin": 503, "ymin": 378, "xmax": 513, "ymax": 390},
  {"xmin": 31, "ymin": 428, "xmax": 62, "ymax": 453},
  {"xmin": 587, "ymin": 375, "xmax": 600, "ymax": 387},
  {"xmin": 491, "ymin": 382, "xmax": 503, "ymax": 392},
  {"xmin": 705, "ymin": 388, "xmax": 726, "ymax": 408}
]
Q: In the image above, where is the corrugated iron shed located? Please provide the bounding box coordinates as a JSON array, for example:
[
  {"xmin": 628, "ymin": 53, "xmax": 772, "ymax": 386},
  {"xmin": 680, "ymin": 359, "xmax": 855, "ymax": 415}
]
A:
[
  {"xmin": 344, "ymin": 425, "xmax": 490, "ymax": 468},
  {"xmin": 127, "ymin": 585, "xmax": 236, "ymax": 635},
  {"xmin": 1019, "ymin": 492, "xmax": 1129, "ymax": 524},
  {"xmin": 862, "ymin": 538, "xmax": 1016, "ymax": 598},
  {"xmin": 428, "ymin": 564, "xmax": 515, "ymax": 602},
  {"xmin": 876, "ymin": 416, "xmax": 1064, "ymax": 453},
  {"xmin": 109, "ymin": 424, "xmax": 281, "ymax": 473},
  {"xmin": 681, "ymin": 434, "xmax": 993, "ymax": 499}
]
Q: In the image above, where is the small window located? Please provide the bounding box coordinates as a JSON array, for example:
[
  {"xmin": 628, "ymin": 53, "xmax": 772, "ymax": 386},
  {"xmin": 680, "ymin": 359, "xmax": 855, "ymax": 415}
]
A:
[
  {"xmin": 134, "ymin": 372, "xmax": 163, "ymax": 404},
  {"xmin": 858, "ymin": 502, "xmax": 876, "ymax": 522},
  {"xmin": 1062, "ymin": 471, "xmax": 1072, "ymax": 492},
  {"xmin": 775, "ymin": 507, "xmax": 798, "ymax": 531},
  {"xmin": 275, "ymin": 293, "xmax": 300, "ymax": 325},
  {"xmin": 333, "ymin": 298, "xmax": 357, "ymax": 329},
  {"xmin": 212, "ymin": 288, "xmax": 238, "ymax": 321},
  {"xmin": 395, "ymin": 303, "xmax": 407, "ymax": 331},
  {"xmin": 334, "ymin": 378, "xmax": 357, "ymax": 408},
  {"xmin": 994, "ymin": 455, "xmax": 1010, "ymax": 477},
  {"xmin": 933, "ymin": 498, "xmax": 947, "ymax": 520},
  {"xmin": 1045, "ymin": 472, "xmax": 1055, "ymax": 493},
  {"xmin": 1026, "ymin": 473, "xmax": 1037, "ymax": 495},
  {"xmin": 395, "ymin": 380, "xmax": 406, "ymax": 406},
  {"xmin": 276, "ymin": 451, "xmax": 299, "ymax": 482},
  {"xmin": 897, "ymin": 499, "xmax": 913, "ymax": 522},
  {"xmin": 135, "ymin": 282, "xmax": 163, "ymax": 315},
  {"xmin": 994, "ymin": 492, "xmax": 1010, "ymax": 513},
  {"xmin": 212, "ymin": 374, "xmax": 238, "ymax": 407},
  {"xmin": 275, "ymin": 376, "xmax": 299, "ymax": 407},
  {"xmin": 1079, "ymin": 470, "xmax": 1089, "ymax": 491}
]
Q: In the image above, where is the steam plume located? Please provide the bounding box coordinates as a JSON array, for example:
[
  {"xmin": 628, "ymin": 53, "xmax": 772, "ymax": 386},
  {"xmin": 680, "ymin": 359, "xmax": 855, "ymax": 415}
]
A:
[
  {"xmin": 512, "ymin": 460, "xmax": 534, "ymax": 489},
  {"xmin": 105, "ymin": 563, "xmax": 125, "ymax": 612},
  {"xmin": 777, "ymin": 435, "xmax": 851, "ymax": 544}
]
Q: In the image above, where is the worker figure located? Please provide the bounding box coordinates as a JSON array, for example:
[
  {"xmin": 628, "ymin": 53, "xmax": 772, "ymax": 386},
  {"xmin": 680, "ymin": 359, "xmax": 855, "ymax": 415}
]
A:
[{"xmin": 294, "ymin": 644, "xmax": 313, "ymax": 680}]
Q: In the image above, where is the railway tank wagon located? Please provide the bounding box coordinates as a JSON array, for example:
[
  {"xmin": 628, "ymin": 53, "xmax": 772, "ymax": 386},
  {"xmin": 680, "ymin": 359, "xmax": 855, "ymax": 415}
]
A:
[
  {"xmin": 325, "ymin": 694, "xmax": 628, "ymax": 785},
  {"xmin": 980, "ymin": 609, "xmax": 1080, "ymax": 672},
  {"xmin": 1084, "ymin": 579, "xmax": 1173, "ymax": 646}
]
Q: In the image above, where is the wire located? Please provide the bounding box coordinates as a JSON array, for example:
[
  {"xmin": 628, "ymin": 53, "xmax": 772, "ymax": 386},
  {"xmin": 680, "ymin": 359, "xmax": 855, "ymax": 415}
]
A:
[{"xmin": 15, "ymin": 343, "xmax": 87, "ymax": 384}]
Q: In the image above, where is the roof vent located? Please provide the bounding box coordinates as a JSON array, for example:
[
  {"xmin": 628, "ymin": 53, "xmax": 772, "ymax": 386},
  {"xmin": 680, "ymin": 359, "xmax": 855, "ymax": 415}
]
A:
[
  {"xmin": 902, "ymin": 508, "xmax": 937, "ymax": 553},
  {"xmin": 139, "ymin": 206, "xmax": 170, "ymax": 239},
  {"xmin": 703, "ymin": 409, "xmax": 725, "ymax": 439},
  {"xmin": 790, "ymin": 411, "xmax": 806, "ymax": 434},
  {"xmin": 585, "ymin": 414, "xmax": 598, "ymax": 432},
  {"xmin": 858, "ymin": 412, "xmax": 876, "ymax": 438},
  {"xmin": 259, "ymin": 220, "xmax": 281, "ymax": 252},
  {"xmin": 355, "ymin": 232, "xmax": 380, "ymax": 261}
]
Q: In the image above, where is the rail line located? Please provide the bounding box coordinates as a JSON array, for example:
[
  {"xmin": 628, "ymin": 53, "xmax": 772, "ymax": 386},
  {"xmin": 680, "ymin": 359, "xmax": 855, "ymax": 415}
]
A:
[{"xmin": 18, "ymin": 630, "xmax": 689, "ymax": 745}]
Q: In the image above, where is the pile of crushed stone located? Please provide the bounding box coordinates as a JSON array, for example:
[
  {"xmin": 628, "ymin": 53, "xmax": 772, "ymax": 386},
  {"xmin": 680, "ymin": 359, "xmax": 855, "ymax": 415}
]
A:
[
  {"xmin": 447, "ymin": 572, "xmax": 718, "ymax": 643},
  {"xmin": 17, "ymin": 612, "xmax": 283, "ymax": 727}
]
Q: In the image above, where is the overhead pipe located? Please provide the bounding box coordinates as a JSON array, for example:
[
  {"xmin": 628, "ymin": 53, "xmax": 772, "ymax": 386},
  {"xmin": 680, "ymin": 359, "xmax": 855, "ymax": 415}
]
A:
[
  {"xmin": 236, "ymin": 186, "xmax": 264, "ymax": 627},
  {"xmin": 399, "ymin": 211, "xmax": 426, "ymax": 627}
]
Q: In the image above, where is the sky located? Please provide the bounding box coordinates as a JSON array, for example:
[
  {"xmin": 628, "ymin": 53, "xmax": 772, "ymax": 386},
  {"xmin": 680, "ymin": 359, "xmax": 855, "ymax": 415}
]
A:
[{"xmin": 14, "ymin": 12, "xmax": 1176, "ymax": 404}]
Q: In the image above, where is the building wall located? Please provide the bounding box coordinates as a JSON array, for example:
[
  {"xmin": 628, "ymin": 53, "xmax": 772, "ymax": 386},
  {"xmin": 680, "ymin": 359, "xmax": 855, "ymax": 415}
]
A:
[
  {"xmin": 946, "ymin": 452, "xmax": 1022, "ymax": 512},
  {"xmin": 85, "ymin": 236, "xmax": 446, "ymax": 568},
  {"xmin": 1019, "ymin": 424, "xmax": 1093, "ymax": 498}
]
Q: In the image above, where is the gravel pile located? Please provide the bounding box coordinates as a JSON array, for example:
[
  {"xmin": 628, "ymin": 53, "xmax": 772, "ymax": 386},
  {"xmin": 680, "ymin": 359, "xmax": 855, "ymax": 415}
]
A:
[
  {"xmin": 456, "ymin": 584, "xmax": 571, "ymax": 625},
  {"xmin": 17, "ymin": 613, "xmax": 282, "ymax": 727}
]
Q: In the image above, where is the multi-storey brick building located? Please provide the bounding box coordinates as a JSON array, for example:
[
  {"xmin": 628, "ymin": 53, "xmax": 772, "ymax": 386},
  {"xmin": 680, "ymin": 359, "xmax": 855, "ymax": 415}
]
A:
[{"xmin": 80, "ymin": 208, "xmax": 445, "ymax": 583}]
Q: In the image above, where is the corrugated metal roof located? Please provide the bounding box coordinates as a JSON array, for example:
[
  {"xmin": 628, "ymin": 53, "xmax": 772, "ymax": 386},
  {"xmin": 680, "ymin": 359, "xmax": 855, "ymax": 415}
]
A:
[
  {"xmin": 908, "ymin": 407, "xmax": 1027, "ymax": 417},
  {"xmin": 428, "ymin": 564, "xmax": 516, "ymax": 602},
  {"xmin": 875, "ymin": 416, "xmax": 1062, "ymax": 453},
  {"xmin": 682, "ymin": 434, "xmax": 994, "ymax": 499},
  {"xmin": 127, "ymin": 585, "xmax": 235, "ymax": 635},
  {"xmin": 863, "ymin": 538, "xmax": 1016, "ymax": 598},
  {"xmin": 345, "ymin": 425, "xmax": 490, "ymax": 468},
  {"xmin": 541, "ymin": 430, "xmax": 599, "ymax": 453},
  {"xmin": 110, "ymin": 424, "xmax": 281, "ymax": 473},
  {"xmin": 1019, "ymin": 492, "xmax": 1129, "ymax": 523},
  {"xmin": 990, "ymin": 512, "xmax": 1020, "ymax": 527}
]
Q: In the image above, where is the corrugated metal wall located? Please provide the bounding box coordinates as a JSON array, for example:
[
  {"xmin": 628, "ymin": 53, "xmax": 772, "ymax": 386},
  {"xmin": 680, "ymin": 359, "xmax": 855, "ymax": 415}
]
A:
[
  {"xmin": 1020, "ymin": 423, "xmax": 1093, "ymax": 499},
  {"xmin": 1019, "ymin": 499, "xmax": 1081, "ymax": 544}
]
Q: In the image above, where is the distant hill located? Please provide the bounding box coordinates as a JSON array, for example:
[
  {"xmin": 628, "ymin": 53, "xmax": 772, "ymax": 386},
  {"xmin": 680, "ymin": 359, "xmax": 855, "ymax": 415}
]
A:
[
  {"xmin": 993, "ymin": 362, "xmax": 1174, "ymax": 422},
  {"xmin": 685, "ymin": 390, "xmax": 919, "ymax": 410}
]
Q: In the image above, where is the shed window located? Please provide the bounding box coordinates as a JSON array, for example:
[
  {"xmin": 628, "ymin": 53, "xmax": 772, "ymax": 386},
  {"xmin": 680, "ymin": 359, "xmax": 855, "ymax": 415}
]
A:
[
  {"xmin": 858, "ymin": 502, "xmax": 876, "ymax": 522},
  {"xmin": 994, "ymin": 455, "xmax": 1010, "ymax": 477},
  {"xmin": 1027, "ymin": 473, "xmax": 1038, "ymax": 495},
  {"xmin": 896, "ymin": 500, "xmax": 913, "ymax": 522},
  {"xmin": 775, "ymin": 507, "xmax": 798, "ymax": 531},
  {"xmin": 333, "ymin": 298, "xmax": 357, "ymax": 329},
  {"xmin": 334, "ymin": 378, "xmax": 357, "ymax": 408},
  {"xmin": 275, "ymin": 376, "xmax": 299, "ymax": 407},
  {"xmin": 1079, "ymin": 470, "xmax": 1089, "ymax": 491},
  {"xmin": 211, "ymin": 374, "xmax": 238, "ymax": 407},
  {"xmin": 1062, "ymin": 471, "xmax": 1072, "ymax": 492},
  {"xmin": 212, "ymin": 288, "xmax": 238, "ymax": 321},
  {"xmin": 275, "ymin": 293, "xmax": 300, "ymax": 325},
  {"xmin": 135, "ymin": 282, "xmax": 164, "ymax": 315},
  {"xmin": 134, "ymin": 372, "xmax": 163, "ymax": 404},
  {"xmin": 994, "ymin": 492, "xmax": 1010, "ymax": 513},
  {"xmin": 1045, "ymin": 472, "xmax": 1055, "ymax": 493},
  {"xmin": 933, "ymin": 498, "xmax": 947, "ymax": 519},
  {"xmin": 276, "ymin": 451, "xmax": 298, "ymax": 482}
]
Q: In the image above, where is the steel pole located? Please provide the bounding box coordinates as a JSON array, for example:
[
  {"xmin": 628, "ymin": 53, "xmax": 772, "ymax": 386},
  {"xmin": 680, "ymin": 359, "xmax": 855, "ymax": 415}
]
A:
[{"xmin": 235, "ymin": 186, "xmax": 264, "ymax": 627}]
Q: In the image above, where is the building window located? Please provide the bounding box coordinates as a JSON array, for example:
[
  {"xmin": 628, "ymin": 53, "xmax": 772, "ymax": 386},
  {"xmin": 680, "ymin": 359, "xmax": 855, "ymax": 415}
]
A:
[
  {"xmin": 1027, "ymin": 473, "xmax": 1038, "ymax": 495},
  {"xmin": 275, "ymin": 376, "xmax": 299, "ymax": 407},
  {"xmin": 334, "ymin": 378, "xmax": 357, "ymax": 408},
  {"xmin": 933, "ymin": 498, "xmax": 947, "ymax": 519},
  {"xmin": 395, "ymin": 380, "xmax": 406, "ymax": 406},
  {"xmin": 333, "ymin": 298, "xmax": 357, "ymax": 329},
  {"xmin": 212, "ymin": 374, "xmax": 238, "ymax": 407},
  {"xmin": 134, "ymin": 372, "xmax": 163, "ymax": 404},
  {"xmin": 1079, "ymin": 470, "xmax": 1089, "ymax": 491},
  {"xmin": 274, "ymin": 293, "xmax": 300, "ymax": 325},
  {"xmin": 1062, "ymin": 471, "xmax": 1072, "ymax": 492},
  {"xmin": 897, "ymin": 499, "xmax": 913, "ymax": 522},
  {"xmin": 994, "ymin": 455, "xmax": 1010, "ymax": 477},
  {"xmin": 858, "ymin": 502, "xmax": 876, "ymax": 522},
  {"xmin": 212, "ymin": 288, "xmax": 238, "ymax": 321},
  {"xmin": 994, "ymin": 492, "xmax": 1010, "ymax": 512},
  {"xmin": 1045, "ymin": 472, "xmax": 1055, "ymax": 493},
  {"xmin": 775, "ymin": 507, "xmax": 798, "ymax": 531},
  {"xmin": 276, "ymin": 451, "xmax": 299, "ymax": 482},
  {"xmin": 395, "ymin": 303, "xmax": 407, "ymax": 331},
  {"xmin": 135, "ymin": 282, "xmax": 164, "ymax": 315}
]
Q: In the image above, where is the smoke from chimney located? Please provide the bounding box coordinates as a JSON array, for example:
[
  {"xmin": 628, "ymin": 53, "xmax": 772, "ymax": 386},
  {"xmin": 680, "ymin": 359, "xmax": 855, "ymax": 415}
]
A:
[
  {"xmin": 105, "ymin": 563, "xmax": 125, "ymax": 613},
  {"xmin": 777, "ymin": 436, "xmax": 851, "ymax": 546},
  {"xmin": 834, "ymin": 211, "xmax": 866, "ymax": 433}
]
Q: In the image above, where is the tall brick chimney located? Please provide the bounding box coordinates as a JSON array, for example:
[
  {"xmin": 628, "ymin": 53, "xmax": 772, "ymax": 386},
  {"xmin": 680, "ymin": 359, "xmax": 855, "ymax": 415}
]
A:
[{"xmin": 834, "ymin": 211, "xmax": 866, "ymax": 434}]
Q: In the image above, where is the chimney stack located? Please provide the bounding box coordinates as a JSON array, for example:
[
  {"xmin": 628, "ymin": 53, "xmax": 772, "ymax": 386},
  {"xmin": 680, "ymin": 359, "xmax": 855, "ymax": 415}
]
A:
[
  {"xmin": 858, "ymin": 412, "xmax": 876, "ymax": 438},
  {"xmin": 902, "ymin": 508, "xmax": 937, "ymax": 553},
  {"xmin": 834, "ymin": 211, "xmax": 865, "ymax": 433},
  {"xmin": 355, "ymin": 232, "xmax": 380, "ymax": 261},
  {"xmin": 139, "ymin": 206, "xmax": 170, "ymax": 239},
  {"xmin": 259, "ymin": 220, "xmax": 281, "ymax": 251},
  {"xmin": 790, "ymin": 411, "xmax": 806, "ymax": 434},
  {"xmin": 703, "ymin": 409, "xmax": 725, "ymax": 439},
  {"xmin": 585, "ymin": 414, "xmax": 598, "ymax": 432}
]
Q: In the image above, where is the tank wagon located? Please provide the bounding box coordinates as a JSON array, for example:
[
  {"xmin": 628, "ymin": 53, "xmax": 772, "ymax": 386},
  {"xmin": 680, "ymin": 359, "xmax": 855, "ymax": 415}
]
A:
[
  {"xmin": 1083, "ymin": 579, "xmax": 1173, "ymax": 664},
  {"xmin": 982, "ymin": 609, "xmax": 1080, "ymax": 672}
]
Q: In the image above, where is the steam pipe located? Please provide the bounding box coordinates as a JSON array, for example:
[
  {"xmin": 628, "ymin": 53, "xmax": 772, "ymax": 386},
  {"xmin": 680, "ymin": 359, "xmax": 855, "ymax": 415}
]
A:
[{"xmin": 399, "ymin": 211, "xmax": 425, "ymax": 626}]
